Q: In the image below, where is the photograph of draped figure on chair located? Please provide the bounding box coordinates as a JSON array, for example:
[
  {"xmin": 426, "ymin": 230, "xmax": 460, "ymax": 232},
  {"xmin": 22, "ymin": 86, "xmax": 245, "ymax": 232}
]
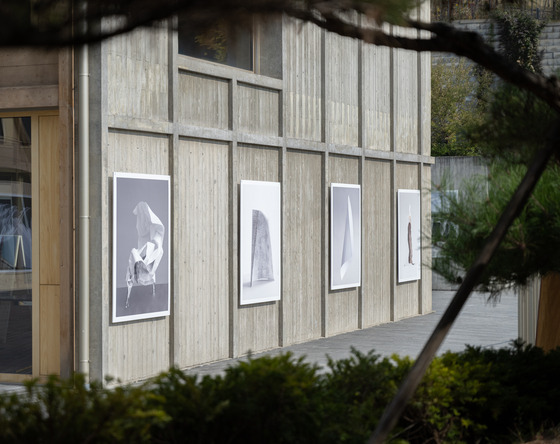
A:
[{"xmin": 113, "ymin": 172, "xmax": 170, "ymax": 323}]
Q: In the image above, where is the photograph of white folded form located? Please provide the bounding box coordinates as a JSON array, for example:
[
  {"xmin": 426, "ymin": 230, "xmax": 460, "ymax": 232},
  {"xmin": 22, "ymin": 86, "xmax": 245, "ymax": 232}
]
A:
[{"xmin": 113, "ymin": 172, "xmax": 170, "ymax": 323}]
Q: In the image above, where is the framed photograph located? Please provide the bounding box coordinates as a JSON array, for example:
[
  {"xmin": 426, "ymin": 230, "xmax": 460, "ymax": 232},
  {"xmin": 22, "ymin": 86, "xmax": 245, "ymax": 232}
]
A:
[
  {"xmin": 330, "ymin": 183, "xmax": 361, "ymax": 290},
  {"xmin": 240, "ymin": 180, "xmax": 281, "ymax": 305},
  {"xmin": 112, "ymin": 172, "xmax": 170, "ymax": 323},
  {"xmin": 397, "ymin": 189, "xmax": 421, "ymax": 283}
]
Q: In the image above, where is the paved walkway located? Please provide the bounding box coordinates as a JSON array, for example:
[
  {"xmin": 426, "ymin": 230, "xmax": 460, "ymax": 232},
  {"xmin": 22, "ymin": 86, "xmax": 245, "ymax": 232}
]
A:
[
  {"xmin": 187, "ymin": 289, "xmax": 518, "ymax": 377},
  {"xmin": 0, "ymin": 289, "xmax": 518, "ymax": 393}
]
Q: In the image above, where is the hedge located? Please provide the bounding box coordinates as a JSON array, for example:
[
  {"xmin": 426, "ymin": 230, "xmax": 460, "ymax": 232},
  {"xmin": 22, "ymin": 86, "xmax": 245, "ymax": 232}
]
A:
[{"xmin": 1, "ymin": 342, "xmax": 559, "ymax": 443}]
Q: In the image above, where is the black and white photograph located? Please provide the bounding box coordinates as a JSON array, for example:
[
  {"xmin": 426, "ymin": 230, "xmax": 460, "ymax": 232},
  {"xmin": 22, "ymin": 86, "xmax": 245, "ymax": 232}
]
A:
[
  {"xmin": 330, "ymin": 183, "xmax": 361, "ymax": 290},
  {"xmin": 398, "ymin": 189, "xmax": 421, "ymax": 283},
  {"xmin": 240, "ymin": 180, "xmax": 281, "ymax": 305},
  {"xmin": 113, "ymin": 172, "xmax": 170, "ymax": 323}
]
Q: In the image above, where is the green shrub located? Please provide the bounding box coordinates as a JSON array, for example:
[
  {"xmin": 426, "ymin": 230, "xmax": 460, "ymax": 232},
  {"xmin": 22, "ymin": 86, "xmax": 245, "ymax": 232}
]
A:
[
  {"xmin": 0, "ymin": 374, "xmax": 168, "ymax": 444},
  {"xmin": 1, "ymin": 345, "xmax": 560, "ymax": 443}
]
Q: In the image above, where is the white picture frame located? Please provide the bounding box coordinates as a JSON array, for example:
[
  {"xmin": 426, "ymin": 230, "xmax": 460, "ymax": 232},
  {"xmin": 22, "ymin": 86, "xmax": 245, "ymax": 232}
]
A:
[
  {"xmin": 330, "ymin": 183, "xmax": 361, "ymax": 290},
  {"xmin": 112, "ymin": 172, "xmax": 171, "ymax": 323},
  {"xmin": 397, "ymin": 189, "xmax": 421, "ymax": 283},
  {"xmin": 239, "ymin": 180, "xmax": 281, "ymax": 305}
]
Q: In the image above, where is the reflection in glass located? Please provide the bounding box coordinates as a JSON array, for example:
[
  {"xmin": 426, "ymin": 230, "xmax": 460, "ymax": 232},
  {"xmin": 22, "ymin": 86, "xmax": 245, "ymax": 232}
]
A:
[
  {"xmin": 0, "ymin": 117, "xmax": 32, "ymax": 375},
  {"xmin": 178, "ymin": 20, "xmax": 253, "ymax": 71}
]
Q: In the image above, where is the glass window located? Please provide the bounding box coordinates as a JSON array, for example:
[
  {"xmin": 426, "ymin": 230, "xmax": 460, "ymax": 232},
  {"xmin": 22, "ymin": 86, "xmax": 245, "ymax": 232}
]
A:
[
  {"xmin": 0, "ymin": 117, "xmax": 32, "ymax": 375},
  {"xmin": 178, "ymin": 20, "xmax": 253, "ymax": 71}
]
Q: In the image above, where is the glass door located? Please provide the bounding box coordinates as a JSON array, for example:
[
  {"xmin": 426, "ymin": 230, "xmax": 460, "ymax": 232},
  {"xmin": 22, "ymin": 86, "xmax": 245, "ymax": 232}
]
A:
[{"xmin": 0, "ymin": 117, "xmax": 32, "ymax": 375}]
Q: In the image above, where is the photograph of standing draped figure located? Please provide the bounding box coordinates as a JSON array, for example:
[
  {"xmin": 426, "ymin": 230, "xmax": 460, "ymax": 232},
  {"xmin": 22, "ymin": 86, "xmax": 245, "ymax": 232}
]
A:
[
  {"xmin": 397, "ymin": 189, "xmax": 421, "ymax": 283},
  {"xmin": 113, "ymin": 172, "xmax": 170, "ymax": 323},
  {"xmin": 240, "ymin": 180, "xmax": 281, "ymax": 305},
  {"xmin": 330, "ymin": 184, "xmax": 361, "ymax": 290}
]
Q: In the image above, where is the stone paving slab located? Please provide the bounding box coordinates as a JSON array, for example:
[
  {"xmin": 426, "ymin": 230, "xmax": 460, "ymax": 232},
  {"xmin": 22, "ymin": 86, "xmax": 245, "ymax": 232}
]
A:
[
  {"xmin": 0, "ymin": 289, "xmax": 518, "ymax": 392},
  {"xmin": 186, "ymin": 289, "xmax": 518, "ymax": 377}
]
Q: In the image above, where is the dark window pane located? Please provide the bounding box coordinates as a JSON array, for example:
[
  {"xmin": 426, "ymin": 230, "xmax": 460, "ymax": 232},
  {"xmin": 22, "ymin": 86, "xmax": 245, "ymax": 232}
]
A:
[
  {"xmin": 0, "ymin": 117, "xmax": 32, "ymax": 375},
  {"xmin": 179, "ymin": 21, "xmax": 253, "ymax": 71}
]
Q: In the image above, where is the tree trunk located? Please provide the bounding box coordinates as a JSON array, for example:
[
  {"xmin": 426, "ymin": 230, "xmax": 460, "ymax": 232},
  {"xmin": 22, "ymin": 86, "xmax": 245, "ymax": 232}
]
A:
[{"xmin": 535, "ymin": 272, "xmax": 560, "ymax": 351}]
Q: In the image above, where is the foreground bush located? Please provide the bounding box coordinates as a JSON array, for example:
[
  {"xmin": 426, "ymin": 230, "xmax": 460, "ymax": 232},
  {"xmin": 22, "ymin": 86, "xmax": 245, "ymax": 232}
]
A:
[{"xmin": 1, "ymin": 343, "xmax": 559, "ymax": 443}]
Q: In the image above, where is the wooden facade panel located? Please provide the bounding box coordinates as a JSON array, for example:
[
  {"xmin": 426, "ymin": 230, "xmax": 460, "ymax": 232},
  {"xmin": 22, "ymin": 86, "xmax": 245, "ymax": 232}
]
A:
[
  {"xmin": 39, "ymin": 115, "xmax": 60, "ymax": 286},
  {"xmin": 395, "ymin": 163, "xmax": 420, "ymax": 320},
  {"xmin": 174, "ymin": 139, "xmax": 230, "ymax": 366},
  {"xmin": 421, "ymin": 166, "xmax": 432, "ymax": 313},
  {"xmin": 283, "ymin": 150, "xmax": 323, "ymax": 344},
  {"xmin": 236, "ymin": 144, "xmax": 280, "ymax": 354},
  {"xmin": 284, "ymin": 19, "xmax": 323, "ymax": 142},
  {"xmin": 237, "ymin": 84, "xmax": 279, "ymax": 136},
  {"xmin": 178, "ymin": 71, "xmax": 229, "ymax": 130},
  {"xmin": 327, "ymin": 33, "xmax": 359, "ymax": 146},
  {"xmin": 106, "ymin": 26, "xmax": 169, "ymax": 121},
  {"xmin": 327, "ymin": 155, "xmax": 359, "ymax": 335},
  {"xmin": 362, "ymin": 159, "xmax": 392, "ymax": 326},
  {"xmin": 363, "ymin": 30, "xmax": 391, "ymax": 151},
  {"xmin": 40, "ymin": 285, "xmax": 60, "ymax": 376},
  {"xmin": 105, "ymin": 131, "xmax": 170, "ymax": 379}
]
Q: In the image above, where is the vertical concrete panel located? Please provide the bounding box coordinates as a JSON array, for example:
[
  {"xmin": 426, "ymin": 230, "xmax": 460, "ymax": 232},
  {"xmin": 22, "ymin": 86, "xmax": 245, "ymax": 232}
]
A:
[
  {"xmin": 419, "ymin": 1, "xmax": 431, "ymax": 156},
  {"xmin": 106, "ymin": 26, "xmax": 169, "ymax": 122},
  {"xmin": 283, "ymin": 150, "xmax": 323, "ymax": 344},
  {"xmin": 422, "ymin": 165, "xmax": 432, "ymax": 314},
  {"xmin": 327, "ymin": 33, "xmax": 359, "ymax": 146},
  {"xmin": 236, "ymin": 145, "xmax": 280, "ymax": 354},
  {"xmin": 174, "ymin": 139, "xmax": 230, "ymax": 367},
  {"xmin": 327, "ymin": 155, "xmax": 359, "ymax": 335},
  {"xmin": 284, "ymin": 19, "xmax": 322, "ymax": 141},
  {"xmin": 363, "ymin": 25, "xmax": 391, "ymax": 151},
  {"xmin": 362, "ymin": 160, "xmax": 392, "ymax": 326},
  {"xmin": 432, "ymin": 156, "xmax": 489, "ymax": 191},
  {"xmin": 105, "ymin": 131, "xmax": 170, "ymax": 381},
  {"xmin": 178, "ymin": 72, "xmax": 229, "ymax": 129},
  {"xmin": 395, "ymin": 162, "xmax": 420, "ymax": 320},
  {"xmin": 237, "ymin": 84, "xmax": 280, "ymax": 136},
  {"xmin": 393, "ymin": 27, "xmax": 418, "ymax": 154}
]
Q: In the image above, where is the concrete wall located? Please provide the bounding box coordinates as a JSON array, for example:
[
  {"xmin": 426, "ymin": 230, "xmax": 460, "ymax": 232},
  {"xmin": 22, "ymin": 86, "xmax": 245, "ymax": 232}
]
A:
[
  {"xmin": 89, "ymin": 9, "xmax": 433, "ymax": 383},
  {"xmin": 431, "ymin": 156, "xmax": 488, "ymax": 290}
]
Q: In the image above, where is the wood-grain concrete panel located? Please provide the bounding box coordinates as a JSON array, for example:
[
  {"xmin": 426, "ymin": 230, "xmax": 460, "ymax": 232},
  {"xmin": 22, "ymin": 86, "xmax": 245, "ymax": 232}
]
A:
[
  {"xmin": 327, "ymin": 155, "xmax": 359, "ymax": 335},
  {"xmin": 363, "ymin": 27, "xmax": 391, "ymax": 151},
  {"xmin": 178, "ymin": 71, "xmax": 229, "ymax": 130},
  {"xmin": 362, "ymin": 159, "xmax": 392, "ymax": 326},
  {"xmin": 326, "ymin": 34, "xmax": 359, "ymax": 147},
  {"xmin": 393, "ymin": 25, "xmax": 418, "ymax": 154},
  {"xmin": 284, "ymin": 18, "xmax": 323, "ymax": 142},
  {"xmin": 421, "ymin": 166, "xmax": 432, "ymax": 314},
  {"xmin": 395, "ymin": 162, "xmax": 420, "ymax": 320},
  {"xmin": 236, "ymin": 144, "xmax": 280, "ymax": 355},
  {"xmin": 105, "ymin": 131, "xmax": 170, "ymax": 380},
  {"xmin": 0, "ymin": 48, "xmax": 58, "ymax": 88},
  {"xmin": 237, "ymin": 83, "xmax": 280, "ymax": 136},
  {"xmin": 174, "ymin": 139, "xmax": 230, "ymax": 367},
  {"xmin": 283, "ymin": 150, "xmax": 323, "ymax": 345},
  {"xmin": 106, "ymin": 26, "xmax": 169, "ymax": 122},
  {"xmin": 420, "ymin": 51, "xmax": 431, "ymax": 156}
]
